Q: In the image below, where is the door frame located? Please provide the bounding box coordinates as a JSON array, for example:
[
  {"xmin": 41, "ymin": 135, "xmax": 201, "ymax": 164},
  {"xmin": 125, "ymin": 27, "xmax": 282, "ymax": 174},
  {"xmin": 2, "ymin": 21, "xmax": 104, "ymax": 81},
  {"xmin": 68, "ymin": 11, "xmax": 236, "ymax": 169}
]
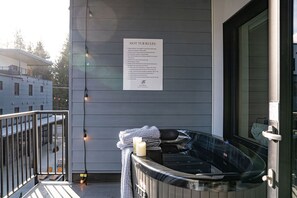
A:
[
  {"xmin": 277, "ymin": 0, "xmax": 293, "ymax": 197},
  {"xmin": 222, "ymin": 0, "xmax": 293, "ymax": 197}
]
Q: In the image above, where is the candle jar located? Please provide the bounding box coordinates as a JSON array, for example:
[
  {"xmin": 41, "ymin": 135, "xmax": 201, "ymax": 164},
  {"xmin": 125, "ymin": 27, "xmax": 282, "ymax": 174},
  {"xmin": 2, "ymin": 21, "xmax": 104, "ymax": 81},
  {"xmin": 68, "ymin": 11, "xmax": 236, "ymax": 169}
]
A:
[
  {"xmin": 133, "ymin": 137, "xmax": 142, "ymax": 154},
  {"xmin": 136, "ymin": 141, "xmax": 146, "ymax": 157}
]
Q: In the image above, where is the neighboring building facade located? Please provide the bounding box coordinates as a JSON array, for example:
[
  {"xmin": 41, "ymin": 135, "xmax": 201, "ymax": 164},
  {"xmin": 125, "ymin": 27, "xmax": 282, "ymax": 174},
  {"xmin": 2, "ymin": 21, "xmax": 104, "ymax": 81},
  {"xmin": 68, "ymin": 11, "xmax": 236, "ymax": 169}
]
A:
[{"xmin": 0, "ymin": 49, "xmax": 53, "ymax": 114}]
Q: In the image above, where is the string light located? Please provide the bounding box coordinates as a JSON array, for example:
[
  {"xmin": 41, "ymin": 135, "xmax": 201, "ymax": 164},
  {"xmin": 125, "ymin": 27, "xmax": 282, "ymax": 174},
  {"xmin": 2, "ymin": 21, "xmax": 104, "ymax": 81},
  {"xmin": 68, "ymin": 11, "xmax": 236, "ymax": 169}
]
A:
[
  {"xmin": 88, "ymin": 9, "xmax": 93, "ymax": 18},
  {"xmin": 85, "ymin": 45, "xmax": 89, "ymax": 57},
  {"xmin": 80, "ymin": 172, "xmax": 88, "ymax": 184},
  {"xmin": 80, "ymin": 178, "xmax": 85, "ymax": 184},
  {"xmin": 87, "ymin": 2, "xmax": 93, "ymax": 18},
  {"xmin": 83, "ymin": 129, "xmax": 88, "ymax": 141},
  {"xmin": 81, "ymin": 0, "xmax": 90, "ymax": 185},
  {"xmin": 84, "ymin": 88, "xmax": 89, "ymax": 101}
]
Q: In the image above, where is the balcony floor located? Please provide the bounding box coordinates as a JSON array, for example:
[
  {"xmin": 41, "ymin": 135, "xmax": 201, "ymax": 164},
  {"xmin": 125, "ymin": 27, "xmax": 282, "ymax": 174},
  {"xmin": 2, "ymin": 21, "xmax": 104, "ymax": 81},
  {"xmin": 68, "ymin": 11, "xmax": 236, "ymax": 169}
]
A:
[{"xmin": 20, "ymin": 181, "xmax": 120, "ymax": 198}]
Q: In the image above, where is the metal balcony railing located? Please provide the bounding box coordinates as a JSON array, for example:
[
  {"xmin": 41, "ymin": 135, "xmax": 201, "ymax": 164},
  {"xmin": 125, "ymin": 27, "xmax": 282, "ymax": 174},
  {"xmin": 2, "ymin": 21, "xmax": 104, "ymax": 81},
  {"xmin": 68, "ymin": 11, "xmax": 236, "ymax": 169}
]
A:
[
  {"xmin": 0, "ymin": 66, "xmax": 29, "ymax": 76},
  {"xmin": 0, "ymin": 110, "xmax": 69, "ymax": 198}
]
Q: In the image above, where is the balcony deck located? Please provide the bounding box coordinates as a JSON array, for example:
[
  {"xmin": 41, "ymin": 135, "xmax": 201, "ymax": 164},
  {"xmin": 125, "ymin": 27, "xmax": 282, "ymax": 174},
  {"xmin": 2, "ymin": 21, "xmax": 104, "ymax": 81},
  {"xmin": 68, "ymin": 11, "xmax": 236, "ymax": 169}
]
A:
[{"xmin": 19, "ymin": 181, "xmax": 120, "ymax": 198}]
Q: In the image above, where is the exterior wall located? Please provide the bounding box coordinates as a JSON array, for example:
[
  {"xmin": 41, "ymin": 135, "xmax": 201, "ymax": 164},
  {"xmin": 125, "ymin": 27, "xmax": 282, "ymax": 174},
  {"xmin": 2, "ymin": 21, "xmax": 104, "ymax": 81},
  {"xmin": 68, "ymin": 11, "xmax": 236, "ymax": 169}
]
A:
[
  {"xmin": 212, "ymin": 0, "xmax": 251, "ymax": 137},
  {"xmin": 70, "ymin": 0, "xmax": 212, "ymax": 173},
  {"xmin": 0, "ymin": 74, "xmax": 52, "ymax": 114}
]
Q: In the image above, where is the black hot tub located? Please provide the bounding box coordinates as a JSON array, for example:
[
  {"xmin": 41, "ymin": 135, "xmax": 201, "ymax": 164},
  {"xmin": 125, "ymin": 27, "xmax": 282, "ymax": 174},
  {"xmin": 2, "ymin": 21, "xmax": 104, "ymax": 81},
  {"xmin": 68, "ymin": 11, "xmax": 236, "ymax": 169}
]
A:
[{"xmin": 131, "ymin": 130, "xmax": 266, "ymax": 198}]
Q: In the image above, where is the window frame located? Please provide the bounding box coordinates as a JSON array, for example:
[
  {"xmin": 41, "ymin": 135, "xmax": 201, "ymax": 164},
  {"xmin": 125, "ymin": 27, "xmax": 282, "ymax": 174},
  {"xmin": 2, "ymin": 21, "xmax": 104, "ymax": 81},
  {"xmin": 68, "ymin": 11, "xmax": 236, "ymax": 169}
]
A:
[
  {"xmin": 14, "ymin": 107, "xmax": 19, "ymax": 113},
  {"xmin": 29, "ymin": 84, "xmax": 33, "ymax": 96},
  {"xmin": 14, "ymin": 82, "xmax": 20, "ymax": 96}
]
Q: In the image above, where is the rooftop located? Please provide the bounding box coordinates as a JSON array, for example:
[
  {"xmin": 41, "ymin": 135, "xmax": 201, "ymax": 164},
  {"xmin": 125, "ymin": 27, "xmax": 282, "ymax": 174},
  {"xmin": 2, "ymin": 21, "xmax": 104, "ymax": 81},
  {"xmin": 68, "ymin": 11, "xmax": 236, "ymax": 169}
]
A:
[{"xmin": 0, "ymin": 48, "xmax": 52, "ymax": 66}]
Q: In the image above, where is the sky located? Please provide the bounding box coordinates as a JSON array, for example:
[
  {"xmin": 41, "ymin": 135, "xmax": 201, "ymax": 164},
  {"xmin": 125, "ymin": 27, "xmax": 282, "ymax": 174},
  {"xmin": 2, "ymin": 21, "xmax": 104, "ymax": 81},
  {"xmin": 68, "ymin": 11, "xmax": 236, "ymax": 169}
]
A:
[{"xmin": 0, "ymin": 0, "xmax": 69, "ymax": 62}]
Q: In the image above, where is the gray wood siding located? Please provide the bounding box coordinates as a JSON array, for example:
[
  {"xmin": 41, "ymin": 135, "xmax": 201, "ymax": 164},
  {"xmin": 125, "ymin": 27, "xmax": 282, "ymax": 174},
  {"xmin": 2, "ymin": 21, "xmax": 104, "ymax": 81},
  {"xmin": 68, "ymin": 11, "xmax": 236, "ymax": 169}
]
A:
[{"xmin": 70, "ymin": 0, "xmax": 212, "ymax": 172}]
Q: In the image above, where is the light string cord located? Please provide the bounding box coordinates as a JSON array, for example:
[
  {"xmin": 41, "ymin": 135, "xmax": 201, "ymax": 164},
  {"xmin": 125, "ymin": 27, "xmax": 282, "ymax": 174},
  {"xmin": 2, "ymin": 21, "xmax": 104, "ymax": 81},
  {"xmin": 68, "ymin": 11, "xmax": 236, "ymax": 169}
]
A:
[{"xmin": 82, "ymin": 0, "xmax": 90, "ymax": 180}]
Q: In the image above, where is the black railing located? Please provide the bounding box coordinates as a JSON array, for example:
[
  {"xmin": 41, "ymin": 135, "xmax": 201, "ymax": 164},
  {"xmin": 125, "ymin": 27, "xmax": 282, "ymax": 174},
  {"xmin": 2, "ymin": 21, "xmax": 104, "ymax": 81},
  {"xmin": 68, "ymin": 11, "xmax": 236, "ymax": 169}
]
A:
[{"xmin": 0, "ymin": 110, "xmax": 68, "ymax": 198}]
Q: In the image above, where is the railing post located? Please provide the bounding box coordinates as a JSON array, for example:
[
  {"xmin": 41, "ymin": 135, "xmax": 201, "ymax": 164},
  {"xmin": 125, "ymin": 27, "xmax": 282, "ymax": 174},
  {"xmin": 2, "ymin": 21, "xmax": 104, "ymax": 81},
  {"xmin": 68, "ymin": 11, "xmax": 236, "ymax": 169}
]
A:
[
  {"xmin": 0, "ymin": 120, "xmax": 3, "ymax": 198},
  {"xmin": 64, "ymin": 112, "xmax": 69, "ymax": 181},
  {"xmin": 32, "ymin": 113, "xmax": 39, "ymax": 185}
]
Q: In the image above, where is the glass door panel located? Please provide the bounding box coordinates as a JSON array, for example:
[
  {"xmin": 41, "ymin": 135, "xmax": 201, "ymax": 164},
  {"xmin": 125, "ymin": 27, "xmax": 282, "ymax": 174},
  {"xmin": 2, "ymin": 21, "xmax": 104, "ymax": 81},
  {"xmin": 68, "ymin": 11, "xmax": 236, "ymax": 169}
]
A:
[{"xmin": 238, "ymin": 11, "xmax": 269, "ymax": 147}]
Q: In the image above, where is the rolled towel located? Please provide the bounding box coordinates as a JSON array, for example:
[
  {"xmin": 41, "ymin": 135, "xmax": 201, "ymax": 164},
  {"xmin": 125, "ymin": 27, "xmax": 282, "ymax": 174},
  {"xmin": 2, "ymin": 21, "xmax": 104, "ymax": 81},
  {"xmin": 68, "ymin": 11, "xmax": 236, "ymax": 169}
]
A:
[
  {"xmin": 116, "ymin": 126, "xmax": 161, "ymax": 198},
  {"xmin": 117, "ymin": 125, "xmax": 160, "ymax": 149}
]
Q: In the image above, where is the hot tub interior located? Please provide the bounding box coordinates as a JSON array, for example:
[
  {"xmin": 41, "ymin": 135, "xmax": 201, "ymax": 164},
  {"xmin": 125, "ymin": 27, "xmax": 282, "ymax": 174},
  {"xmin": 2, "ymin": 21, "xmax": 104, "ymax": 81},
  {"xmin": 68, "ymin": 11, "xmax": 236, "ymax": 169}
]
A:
[{"xmin": 154, "ymin": 130, "xmax": 266, "ymax": 182}]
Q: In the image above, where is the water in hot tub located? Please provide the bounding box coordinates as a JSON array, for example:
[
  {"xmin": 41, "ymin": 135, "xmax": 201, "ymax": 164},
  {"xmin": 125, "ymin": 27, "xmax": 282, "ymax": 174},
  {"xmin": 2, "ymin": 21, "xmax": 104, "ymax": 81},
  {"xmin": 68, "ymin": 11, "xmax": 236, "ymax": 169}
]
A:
[{"xmin": 161, "ymin": 150, "xmax": 240, "ymax": 175}]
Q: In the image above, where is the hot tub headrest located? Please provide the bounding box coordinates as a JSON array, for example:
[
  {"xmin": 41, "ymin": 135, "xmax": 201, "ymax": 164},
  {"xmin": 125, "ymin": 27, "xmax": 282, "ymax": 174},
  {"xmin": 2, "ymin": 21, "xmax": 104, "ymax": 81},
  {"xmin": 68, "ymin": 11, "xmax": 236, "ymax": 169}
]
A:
[{"xmin": 159, "ymin": 129, "xmax": 179, "ymax": 140}]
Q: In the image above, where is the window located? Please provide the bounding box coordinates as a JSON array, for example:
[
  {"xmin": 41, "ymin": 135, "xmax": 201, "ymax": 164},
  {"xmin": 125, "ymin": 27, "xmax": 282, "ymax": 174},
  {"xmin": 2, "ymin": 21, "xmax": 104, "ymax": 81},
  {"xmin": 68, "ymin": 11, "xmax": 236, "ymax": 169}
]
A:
[
  {"xmin": 40, "ymin": 86, "xmax": 44, "ymax": 92},
  {"xmin": 0, "ymin": 109, "xmax": 3, "ymax": 115},
  {"xmin": 29, "ymin": 106, "xmax": 33, "ymax": 111},
  {"xmin": 14, "ymin": 107, "xmax": 19, "ymax": 113},
  {"xmin": 0, "ymin": 81, "xmax": 3, "ymax": 90},
  {"xmin": 40, "ymin": 105, "xmax": 44, "ymax": 110},
  {"xmin": 14, "ymin": 83, "xmax": 19, "ymax": 95},
  {"xmin": 29, "ymin": 84, "xmax": 33, "ymax": 96},
  {"xmin": 223, "ymin": 0, "xmax": 268, "ymax": 155}
]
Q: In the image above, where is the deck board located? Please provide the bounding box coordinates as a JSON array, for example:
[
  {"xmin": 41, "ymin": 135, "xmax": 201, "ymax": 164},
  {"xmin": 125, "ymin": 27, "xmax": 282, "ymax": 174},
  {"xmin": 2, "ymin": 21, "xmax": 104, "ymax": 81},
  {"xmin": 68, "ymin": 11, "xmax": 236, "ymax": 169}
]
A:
[{"xmin": 20, "ymin": 181, "xmax": 120, "ymax": 198}]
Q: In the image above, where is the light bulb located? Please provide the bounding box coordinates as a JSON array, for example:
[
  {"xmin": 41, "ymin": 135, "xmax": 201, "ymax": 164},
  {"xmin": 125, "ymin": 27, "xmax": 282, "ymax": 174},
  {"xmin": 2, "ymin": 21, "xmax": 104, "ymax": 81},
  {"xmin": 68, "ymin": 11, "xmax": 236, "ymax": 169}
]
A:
[
  {"xmin": 83, "ymin": 129, "xmax": 88, "ymax": 141},
  {"xmin": 84, "ymin": 93, "xmax": 88, "ymax": 101},
  {"xmin": 85, "ymin": 46, "xmax": 89, "ymax": 57},
  {"xmin": 84, "ymin": 88, "xmax": 89, "ymax": 101},
  {"xmin": 80, "ymin": 172, "xmax": 88, "ymax": 184},
  {"xmin": 89, "ymin": 10, "xmax": 93, "ymax": 18}
]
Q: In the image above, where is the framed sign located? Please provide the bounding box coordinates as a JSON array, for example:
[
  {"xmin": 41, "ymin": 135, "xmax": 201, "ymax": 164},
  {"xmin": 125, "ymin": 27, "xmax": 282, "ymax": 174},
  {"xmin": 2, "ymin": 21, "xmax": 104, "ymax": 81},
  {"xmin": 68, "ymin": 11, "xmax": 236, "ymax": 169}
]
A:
[{"xmin": 123, "ymin": 38, "xmax": 163, "ymax": 90}]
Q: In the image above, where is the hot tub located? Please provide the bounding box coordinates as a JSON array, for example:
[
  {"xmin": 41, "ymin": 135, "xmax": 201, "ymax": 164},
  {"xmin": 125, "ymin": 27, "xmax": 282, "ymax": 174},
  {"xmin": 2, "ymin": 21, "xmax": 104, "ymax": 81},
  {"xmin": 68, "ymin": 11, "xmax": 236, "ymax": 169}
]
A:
[{"xmin": 131, "ymin": 130, "xmax": 266, "ymax": 198}]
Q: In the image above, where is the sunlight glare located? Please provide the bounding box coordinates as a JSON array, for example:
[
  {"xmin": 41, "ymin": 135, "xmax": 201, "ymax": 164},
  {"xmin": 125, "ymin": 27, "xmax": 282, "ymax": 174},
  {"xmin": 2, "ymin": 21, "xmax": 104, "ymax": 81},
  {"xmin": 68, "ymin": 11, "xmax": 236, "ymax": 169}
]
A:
[{"xmin": 0, "ymin": 0, "xmax": 69, "ymax": 61}]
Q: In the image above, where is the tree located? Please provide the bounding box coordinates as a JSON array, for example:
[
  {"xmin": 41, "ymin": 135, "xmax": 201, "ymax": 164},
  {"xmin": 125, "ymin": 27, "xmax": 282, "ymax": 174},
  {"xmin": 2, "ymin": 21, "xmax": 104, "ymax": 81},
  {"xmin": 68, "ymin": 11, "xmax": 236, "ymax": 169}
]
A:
[
  {"xmin": 27, "ymin": 42, "xmax": 34, "ymax": 54},
  {"xmin": 13, "ymin": 30, "xmax": 26, "ymax": 50},
  {"xmin": 30, "ymin": 41, "xmax": 52, "ymax": 80},
  {"xmin": 33, "ymin": 41, "xmax": 50, "ymax": 59},
  {"xmin": 52, "ymin": 38, "xmax": 69, "ymax": 110}
]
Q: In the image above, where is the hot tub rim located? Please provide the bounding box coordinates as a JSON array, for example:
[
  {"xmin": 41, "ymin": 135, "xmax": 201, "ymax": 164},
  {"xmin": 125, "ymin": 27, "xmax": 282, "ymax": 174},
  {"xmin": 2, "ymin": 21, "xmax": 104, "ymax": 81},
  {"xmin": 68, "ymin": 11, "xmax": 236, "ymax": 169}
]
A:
[{"xmin": 132, "ymin": 154, "xmax": 265, "ymax": 192}]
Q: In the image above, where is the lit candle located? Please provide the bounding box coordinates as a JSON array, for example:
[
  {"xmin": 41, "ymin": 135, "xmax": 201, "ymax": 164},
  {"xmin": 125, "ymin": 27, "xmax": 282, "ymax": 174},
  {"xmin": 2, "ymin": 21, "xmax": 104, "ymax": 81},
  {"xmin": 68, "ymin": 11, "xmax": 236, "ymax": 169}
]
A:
[
  {"xmin": 133, "ymin": 137, "xmax": 142, "ymax": 154},
  {"xmin": 136, "ymin": 141, "xmax": 146, "ymax": 157}
]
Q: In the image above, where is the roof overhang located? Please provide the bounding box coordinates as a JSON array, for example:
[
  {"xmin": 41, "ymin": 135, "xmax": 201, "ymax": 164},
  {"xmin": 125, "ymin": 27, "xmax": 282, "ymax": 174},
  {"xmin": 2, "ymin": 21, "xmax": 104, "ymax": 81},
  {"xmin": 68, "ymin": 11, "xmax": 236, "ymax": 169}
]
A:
[{"xmin": 0, "ymin": 48, "xmax": 52, "ymax": 66}]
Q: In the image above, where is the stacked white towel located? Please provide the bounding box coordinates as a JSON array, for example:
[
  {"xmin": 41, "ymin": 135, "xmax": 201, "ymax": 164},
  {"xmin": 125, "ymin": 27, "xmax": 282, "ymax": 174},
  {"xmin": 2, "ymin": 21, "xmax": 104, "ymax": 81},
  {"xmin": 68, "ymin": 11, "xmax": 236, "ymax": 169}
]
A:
[{"xmin": 116, "ymin": 125, "xmax": 161, "ymax": 198}]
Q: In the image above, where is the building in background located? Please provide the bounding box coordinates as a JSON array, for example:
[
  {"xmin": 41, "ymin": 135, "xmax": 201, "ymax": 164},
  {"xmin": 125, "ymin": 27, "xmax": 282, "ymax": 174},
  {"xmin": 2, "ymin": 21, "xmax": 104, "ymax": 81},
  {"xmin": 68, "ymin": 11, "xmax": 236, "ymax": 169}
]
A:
[{"xmin": 0, "ymin": 48, "xmax": 53, "ymax": 114}]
